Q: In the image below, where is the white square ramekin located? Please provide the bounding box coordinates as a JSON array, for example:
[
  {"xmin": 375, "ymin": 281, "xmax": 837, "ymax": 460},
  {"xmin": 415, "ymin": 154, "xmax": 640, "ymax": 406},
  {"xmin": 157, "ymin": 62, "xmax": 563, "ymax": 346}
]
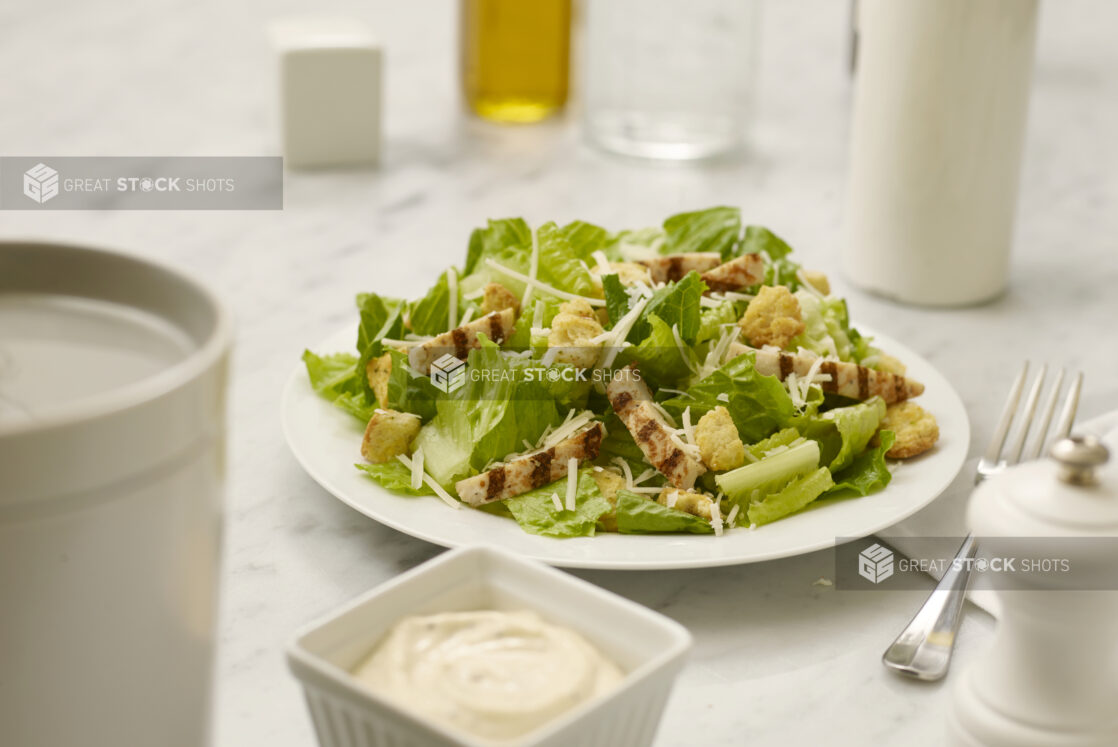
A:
[{"xmin": 286, "ymin": 546, "xmax": 692, "ymax": 747}]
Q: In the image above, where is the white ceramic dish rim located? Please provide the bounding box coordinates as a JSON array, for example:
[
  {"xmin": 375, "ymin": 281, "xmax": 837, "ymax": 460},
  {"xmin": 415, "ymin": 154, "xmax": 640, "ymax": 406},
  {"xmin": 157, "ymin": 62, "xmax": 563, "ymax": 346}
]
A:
[
  {"xmin": 286, "ymin": 545, "xmax": 693, "ymax": 747},
  {"xmin": 283, "ymin": 322, "xmax": 970, "ymax": 569},
  {"xmin": 0, "ymin": 240, "xmax": 234, "ymax": 438}
]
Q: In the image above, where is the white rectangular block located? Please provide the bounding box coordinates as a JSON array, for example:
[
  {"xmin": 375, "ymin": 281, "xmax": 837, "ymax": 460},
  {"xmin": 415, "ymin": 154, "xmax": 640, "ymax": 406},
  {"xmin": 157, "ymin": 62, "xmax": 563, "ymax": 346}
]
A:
[{"xmin": 271, "ymin": 19, "xmax": 382, "ymax": 169}]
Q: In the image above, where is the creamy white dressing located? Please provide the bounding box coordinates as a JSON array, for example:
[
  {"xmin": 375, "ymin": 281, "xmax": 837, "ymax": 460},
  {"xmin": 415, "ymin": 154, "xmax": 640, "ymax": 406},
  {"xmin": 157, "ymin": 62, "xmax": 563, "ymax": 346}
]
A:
[{"xmin": 352, "ymin": 610, "xmax": 623, "ymax": 742}]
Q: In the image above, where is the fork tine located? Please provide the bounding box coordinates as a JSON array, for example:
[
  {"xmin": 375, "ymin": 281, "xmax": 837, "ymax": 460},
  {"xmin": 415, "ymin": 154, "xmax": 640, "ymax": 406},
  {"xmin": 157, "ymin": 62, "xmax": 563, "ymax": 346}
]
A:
[
  {"xmin": 1007, "ymin": 364, "xmax": 1047, "ymax": 465},
  {"xmin": 1026, "ymin": 368, "xmax": 1065, "ymax": 460},
  {"xmin": 984, "ymin": 362, "xmax": 1030, "ymax": 463},
  {"xmin": 1049, "ymin": 372, "xmax": 1084, "ymax": 449}
]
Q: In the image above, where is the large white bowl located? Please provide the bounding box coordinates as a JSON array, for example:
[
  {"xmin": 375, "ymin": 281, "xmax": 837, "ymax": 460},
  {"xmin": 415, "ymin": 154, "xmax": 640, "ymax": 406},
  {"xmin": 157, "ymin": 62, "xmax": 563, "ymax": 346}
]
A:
[{"xmin": 286, "ymin": 546, "xmax": 692, "ymax": 747}]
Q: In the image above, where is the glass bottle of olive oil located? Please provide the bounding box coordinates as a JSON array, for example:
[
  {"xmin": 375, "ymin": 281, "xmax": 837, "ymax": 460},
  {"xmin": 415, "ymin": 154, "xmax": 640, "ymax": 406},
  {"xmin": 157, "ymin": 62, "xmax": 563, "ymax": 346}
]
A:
[{"xmin": 461, "ymin": 0, "xmax": 571, "ymax": 123}]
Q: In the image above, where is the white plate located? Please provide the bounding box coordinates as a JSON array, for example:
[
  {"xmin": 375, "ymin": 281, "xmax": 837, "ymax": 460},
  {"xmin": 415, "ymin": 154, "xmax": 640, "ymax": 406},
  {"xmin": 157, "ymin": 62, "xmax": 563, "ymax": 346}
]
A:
[{"xmin": 282, "ymin": 325, "xmax": 969, "ymax": 570}]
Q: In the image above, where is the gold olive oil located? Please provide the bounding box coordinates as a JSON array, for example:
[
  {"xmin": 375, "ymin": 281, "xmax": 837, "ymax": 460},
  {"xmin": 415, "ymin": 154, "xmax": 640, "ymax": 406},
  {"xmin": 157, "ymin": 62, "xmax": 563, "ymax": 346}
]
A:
[{"xmin": 461, "ymin": 0, "xmax": 571, "ymax": 123}]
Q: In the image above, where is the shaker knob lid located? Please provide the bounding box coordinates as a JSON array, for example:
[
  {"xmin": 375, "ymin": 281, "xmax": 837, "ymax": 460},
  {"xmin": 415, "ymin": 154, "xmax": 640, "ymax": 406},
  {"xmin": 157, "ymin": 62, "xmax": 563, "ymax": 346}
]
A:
[{"xmin": 1049, "ymin": 435, "xmax": 1110, "ymax": 486}]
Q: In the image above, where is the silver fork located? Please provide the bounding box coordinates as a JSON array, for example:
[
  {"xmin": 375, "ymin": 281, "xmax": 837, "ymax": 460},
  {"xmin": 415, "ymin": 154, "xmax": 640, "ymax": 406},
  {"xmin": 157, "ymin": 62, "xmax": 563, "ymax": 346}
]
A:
[{"xmin": 881, "ymin": 362, "xmax": 1083, "ymax": 681}]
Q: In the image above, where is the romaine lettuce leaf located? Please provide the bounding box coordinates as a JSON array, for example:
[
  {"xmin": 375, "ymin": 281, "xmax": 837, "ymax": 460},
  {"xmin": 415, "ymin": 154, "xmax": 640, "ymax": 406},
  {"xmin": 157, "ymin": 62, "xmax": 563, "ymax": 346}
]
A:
[
  {"xmin": 408, "ymin": 270, "xmax": 453, "ymax": 336},
  {"xmin": 302, "ymin": 350, "xmax": 376, "ymax": 422},
  {"xmin": 662, "ymin": 351, "xmax": 797, "ymax": 443},
  {"xmin": 741, "ymin": 226, "xmax": 801, "ymax": 290},
  {"xmin": 630, "ymin": 271, "xmax": 705, "ymax": 343},
  {"xmin": 628, "ymin": 314, "xmax": 697, "ymax": 389},
  {"xmin": 535, "ymin": 221, "xmax": 599, "ymax": 298},
  {"xmin": 356, "ymin": 293, "xmax": 406, "ymax": 401},
  {"xmin": 601, "ymin": 273, "xmax": 630, "ymax": 328},
  {"xmin": 601, "ymin": 225, "xmax": 665, "ymax": 261},
  {"xmin": 696, "ymin": 300, "xmax": 739, "ymax": 343},
  {"xmin": 412, "ymin": 338, "xmax": 564, "ymax": 485},
  {"xmin": 615, "ymin": 490, "xmax": 714, "ymax": 534},
  {"xmin": 746, "ymin": 427, "xmax": 804, "ymax": 460},
  {"xmin": 355, "ymin": 461, "xmax": 433, "ymax": 496},
  {"xmin": 826, "ymin": 430, "xmax": 895, "ymax": 497},
  {"xmin": 746, "ymin": 467, "xmax": 834, "ymax": 526},
  {"xmin": 383, "ymin": 349, "xmax": 440, "ymax": 421},
  {"xmin": 461, "ymin": 218, "xmax": 533, "ymax": 297},
  {"xmin": 716, "ymin": 439, "xmax": 821, "ymax": 504},
  {"xmin": 463, "ymin": 218, "xmax": 532, "ymax": 276},
  {"xmin": 503, "ymin": 469, "xmax": 612, "ymax": 538},
  {"xmin": 662, "ymin": 206, "xmax": 742, "ymax": 260},
  {"xmin": 798, "ymin": 396, "xmax": 887, "ymax": 472}
]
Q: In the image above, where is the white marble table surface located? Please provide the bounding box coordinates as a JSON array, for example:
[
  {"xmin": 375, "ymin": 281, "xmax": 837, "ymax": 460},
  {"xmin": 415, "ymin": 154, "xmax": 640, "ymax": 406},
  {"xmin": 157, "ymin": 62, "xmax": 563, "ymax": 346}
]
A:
[{"xmin": 3, "ymin": 1, "xmax": 1117, "ymax": 745}]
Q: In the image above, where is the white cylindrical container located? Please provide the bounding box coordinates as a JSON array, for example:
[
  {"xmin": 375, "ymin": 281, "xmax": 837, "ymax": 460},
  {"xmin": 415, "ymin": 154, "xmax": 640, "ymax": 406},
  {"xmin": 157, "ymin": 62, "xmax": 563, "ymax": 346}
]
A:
[
  {"xmin": 842, "ymin": 0, "xmax": 1040, "ymax": 306},
  {"xmin": 948, "ymin": 436, "xmax": 1118, "ymax": 745},
  {"xmin": 0, "ymin": 242, "xmax": 232, "ymax": 747}
]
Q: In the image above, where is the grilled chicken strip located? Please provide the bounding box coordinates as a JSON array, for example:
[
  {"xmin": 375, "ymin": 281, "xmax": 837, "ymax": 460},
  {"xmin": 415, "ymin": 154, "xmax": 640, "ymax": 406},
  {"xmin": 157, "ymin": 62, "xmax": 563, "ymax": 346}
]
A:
[
  {"xmin": 700, "ymin": 253, "xmax": 765, "ymax": 293},
  {"xmin": 454, "ymin": 422, "xmax": 604, "ymax": 506},
  {"xmin": 606, "ymin": 366, "xmax": 707, "ymax": 489},
  {"xmin": 638, "ymin": 252, "xmax": 722, "ymax": 284},
  {"xmin": 729, "ymin": 343, "xmax": 924, "ymax": 403},
  {"xmin": 408, "ymin": 308, "xmax": 516, "ymax": 375}
]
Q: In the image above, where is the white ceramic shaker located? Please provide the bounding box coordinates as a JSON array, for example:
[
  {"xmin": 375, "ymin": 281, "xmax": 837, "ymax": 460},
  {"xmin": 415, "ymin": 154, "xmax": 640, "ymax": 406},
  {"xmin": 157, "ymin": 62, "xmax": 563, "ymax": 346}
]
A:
[
  {"xmin": 842, "ymin": 0, "xmax": 1040, "ymax": 306},
  {"xmin": 948, "ymin": 436, "xmax": 1118, "ymax": 745}
]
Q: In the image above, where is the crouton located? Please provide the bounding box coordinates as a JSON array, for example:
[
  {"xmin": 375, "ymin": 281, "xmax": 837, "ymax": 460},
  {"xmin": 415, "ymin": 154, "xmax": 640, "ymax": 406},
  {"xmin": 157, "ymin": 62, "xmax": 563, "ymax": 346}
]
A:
[
  {"xmin": 591, "ymin": 261, "xmax": 653, "ymax": 287},
  {"xmin": 547, "ymin": 300, "xmax": 605, "ymax": 368},
  {"xmin": 802, "ymin": 270, "xmax": 831, "ymax": 296},
  {"xmin": 592, "ymin": 469, "xmax": 627, "ymax": 532},
  {"xmin": 365, "ymin": 352, "xmax": 392, "ymax": 408},
  {"xmin": 480, "ymin": 282, "xmax": 520, "ymax": 316},
  {"xmin": 739, "ymin": 285, "xmax": 805, "ymax": 349},
  {"xmin": 695, "ymin": 406, "xmax": 746, "ymax": 471},
  {"xmin": 361, "ymin": 409, "xmax": 421, "ymax": 464},
  {"xmin": 877, "ymin": 401, "xmax": 939, "ymax": 458},
  {"xmin": 657, "ymin": 487, "xmax": 715, "ymax": 520}
]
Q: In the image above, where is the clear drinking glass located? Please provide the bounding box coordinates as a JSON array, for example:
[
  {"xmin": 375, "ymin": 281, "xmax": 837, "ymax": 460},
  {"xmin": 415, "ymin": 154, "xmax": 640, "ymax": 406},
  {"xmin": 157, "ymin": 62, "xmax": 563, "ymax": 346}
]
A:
[{"xmin": 582, "ymin": 0, "xmax": 759, "ymax": 160}]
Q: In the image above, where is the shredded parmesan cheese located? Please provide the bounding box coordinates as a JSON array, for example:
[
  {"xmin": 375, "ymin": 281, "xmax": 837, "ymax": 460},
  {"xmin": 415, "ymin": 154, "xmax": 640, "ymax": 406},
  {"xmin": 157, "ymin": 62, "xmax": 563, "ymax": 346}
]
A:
[
  {"xmin": 565, "ymin": 458, "xmax": 578, "ymax": 510},
  {"xmin": 671, "ymin": 323, "xmax": 697, "ymax": 373},
  {"xmin": 593, "ymin": 295, "xmax": 649, "ymax": 371},
  {"xmin": 666, "ymin": 490, "xmax": 679, "ymax": 508},
  {"xmin": 710, "ymin": 493, "xmax": 724, "ymax": 536},
  {"xmin": 410, "ymin": 446, "xmax": 424, "ymax": 491},
  {"xmin": 726, "ymin": 503, "xmax": 740, "ymax": 527},
  {"xmin": 458, "ymin": 306, "xmax": 475, "ymax": 326},
  {"xmin": 682, "ymin": 406, "xmax": 695, "ymax": 445},
  {"xmin": 447, "ymin": 267, "xmax": 458, "ymax": 332},
  {"xmin": 551, "ymin": 493, "xmax": 563, "ymax": 512},
  {"xmin": 395, "ymin": 454, "xmax": 461, "ymax": 509},
  {"xmin": 532, "ymin": 299, "xmax": 545, "ymax": 330},
  {"xmin": 611, "ymin": 456, "xmax": 634, "ymax": 488},
  {"xmin": 591, "ymin": 250, "xmax": 611, "ymax": 274},
  {"xmin": 633, "ymin": 468, "xmax": 657, "ymax": 485},
  {"xmin": 487, "ymin": 259, "xmax": 606, "ymax": 306},
  {"xmin": 716, "ymin": 392, "xmax": 730, "ymax": 402},
  {"xmin": 522, "ymin": 228, "xmax": 540, "ymax": 308}
]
